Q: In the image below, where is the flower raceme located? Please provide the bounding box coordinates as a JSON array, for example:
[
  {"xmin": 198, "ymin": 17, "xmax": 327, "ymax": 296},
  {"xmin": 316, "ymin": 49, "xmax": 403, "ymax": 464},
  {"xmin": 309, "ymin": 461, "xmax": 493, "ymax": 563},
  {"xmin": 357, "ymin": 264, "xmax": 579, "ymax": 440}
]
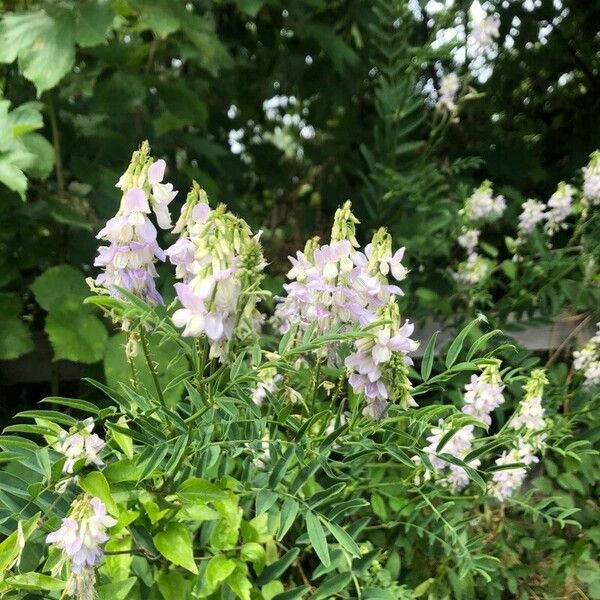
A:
[
  {"xmin": 46, "ymin": 495, "xmax": 116, "ymax": 600},
  {"xmin": 166, "ymin": 182, "xmax": 266, "ymax": 361},
  {"xmin": 54, "ymin": 418, "xmax": 105, "ymax": 475},
  {"xmin": 275, "ymin": 202, "xmax": 417, "ymax": 418},
  {"xmin": 94, "ymin": 142, "xmax": 177, "ymax": 305}
]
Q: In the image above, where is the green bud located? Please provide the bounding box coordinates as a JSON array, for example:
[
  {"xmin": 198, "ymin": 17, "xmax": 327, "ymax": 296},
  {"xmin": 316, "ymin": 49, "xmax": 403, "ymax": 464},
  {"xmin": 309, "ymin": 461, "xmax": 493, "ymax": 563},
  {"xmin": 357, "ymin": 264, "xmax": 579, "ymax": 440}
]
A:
[{"xmin": 331, "ymin": 201, "xmax": 360, "ymax": 247}]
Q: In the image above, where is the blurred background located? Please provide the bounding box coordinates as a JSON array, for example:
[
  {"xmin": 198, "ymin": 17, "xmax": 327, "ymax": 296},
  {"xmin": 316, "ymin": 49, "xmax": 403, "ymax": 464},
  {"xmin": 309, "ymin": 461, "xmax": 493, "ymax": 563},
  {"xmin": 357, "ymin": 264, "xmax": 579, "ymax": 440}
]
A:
[{"xmin": 0, "ymin": 0, "xmax": 599, "ymax": 422}]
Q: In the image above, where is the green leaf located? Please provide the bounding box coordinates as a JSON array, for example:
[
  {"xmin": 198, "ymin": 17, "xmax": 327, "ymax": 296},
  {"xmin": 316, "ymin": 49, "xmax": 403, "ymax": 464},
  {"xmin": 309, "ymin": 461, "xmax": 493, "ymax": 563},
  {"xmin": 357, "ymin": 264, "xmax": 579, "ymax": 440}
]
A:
[
  {"xmin": 0, "ymin": 293, "xmax": 33, "ymax": 359},
  {"xmin": 312, "ymin": 572, "xmax": 352, "ymax": 600},
  {"xmin": 156, "ymin": 81, "xmax": 207, "ymax": 126},
  {"xmin": 205, "ymin": 555, "xmax": 236, "ymax": 590},
  {"xmin": 277, "ymin": 497, "xmax": 299, "ymax": 541},
  {"xmin": 157, "ymin": 571, "xmax": 191, "ymax": 600},
  {"xmin": 420, "ymin": 331, "xmax": 438, "ymax": 382},
  {"xmin": 5, "ymin": 573, "xmax": 65, "ymax": 591},
  {"xmin": 272, "ymin": 586, "xmax": 311, "ymax": 600},
  {"xmin": 177, "ymin": 477, "xmax": 228, "ymax": 504},
  {"xmin": 45, "ymin": 311, "xmax": 108, "ymax": 363},
  {"xmin": 325, "ymin": 521, "xmax": 360, "ymax": 557},
  {"xmin": 133, "ymin": 0, "xmax": 181, "ymax": 36},
  {"xmin": 20, "ymin": 133, "xmax": 54, "ymax": 179},
  {"xmin": 6, "ymin": 101, "xmax": 43, "ymax": 135},
  {"xmin": 31, "ymin": 265, "xmax": 90, "ymax": 313},
  {"xmin": 0, "ymin": 157, "xmax": 27, "ymax": 199},
  {"xmin": 306, "ymin": 511, "xmax": 330, "ymax": 567},
  {"xmin": 255, "ymin": 548, "xmax": 300, "ymax": 586},
  {"xmin": 79, "ymin": 471, "xmax": 119, "ymax": 516},
  {"xmin": 153, "ymin": 522, "xmax": 198, "ymax": 574},
  {"xmin": 227, "ymin": 568, "xmax": 252, "ymax": 600},
  {"xmin": 445, "ymin": 319, "xmax": 481, "ymax": 369},
  {"xmin": 255, "ymin": 489, "xmax": 278, "ymax": 516},
  {"xmin": 303, "ymin": 23, "xmax": 359, "ymax": 73},
  {"xmin": 75, "ymin": 0, "xmax": 114, "ymax": 47},
  {"xmin": 240, "ymin": 542, "xmax": 265, "ymax": 567},
  {"xmin": 0, "ymin": 10, "xmax": 76, "ymax": 95},
  {"xmin": 235, "ymin": 0, "xmax": 265, "ymax": 17},
  {"xmin": 96, "ymin": 577, "xmax": 136, "ymax": 600}
]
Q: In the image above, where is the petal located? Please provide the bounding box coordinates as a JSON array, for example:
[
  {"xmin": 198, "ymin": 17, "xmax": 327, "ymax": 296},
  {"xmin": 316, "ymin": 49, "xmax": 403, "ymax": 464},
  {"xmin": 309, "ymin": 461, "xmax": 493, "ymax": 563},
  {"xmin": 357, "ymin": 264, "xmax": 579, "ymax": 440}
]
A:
[{"xmin": 147, "ymin": 159, "xmax": 166, "ymax": 184}]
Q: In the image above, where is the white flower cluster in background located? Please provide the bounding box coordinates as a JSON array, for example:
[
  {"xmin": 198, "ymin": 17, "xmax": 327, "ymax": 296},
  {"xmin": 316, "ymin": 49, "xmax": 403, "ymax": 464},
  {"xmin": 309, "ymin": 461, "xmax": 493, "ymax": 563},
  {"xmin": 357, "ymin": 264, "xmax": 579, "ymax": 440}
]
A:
[
  {"xmin": 418, "ymin": 362, "xmax": 505, "ymax": 492},
  {"xmin": 436, "ymin": 72, "xmax": 460, "ymax": 115},
  {"xmin": 544, "ymin": 183, "xmax": 574, "ymax": 234},
  {"xmin": 54, "ymin": 418, "xmax": 105, "ymax": 475},
  {"xmin": 46, "ymin": 495, "xmax": 116, "ymax": 600},
  {"xmin": 463, "ymin": 181, "xmax": 506, "ymax": 222},
  {"xmin": 453, "ymin": 252, "xmax": 490, "ymax": 285},
  {"xmin": 517, "ymin": 199, "xmax": 546, "ymax": 234},
  {"xmin": 490, "ymin": 369, "xmax": 548, "ymax": 501},
  {"xmin": 573, "ymin": 323, "xmax": 600, "ymax": 388},
  {"xmin": 583, "ymin": 150, "xmax": 600, "ymax": 206}
]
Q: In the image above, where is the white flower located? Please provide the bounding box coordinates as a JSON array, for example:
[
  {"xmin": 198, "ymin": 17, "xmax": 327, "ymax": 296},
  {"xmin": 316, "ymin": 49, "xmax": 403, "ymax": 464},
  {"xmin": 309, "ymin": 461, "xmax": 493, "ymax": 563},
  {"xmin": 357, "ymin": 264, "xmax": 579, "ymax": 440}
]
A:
[
  {"xmin": 545, "ymin": 183, "xmax": 573, "ymax": 234},
  {"xmin": 583, "ymin": 151, "xmax": 600, "ymax": 205},
  {"xmin": 457, "ymin": 228, "xmax": 480, "ymax": 252},
  {"xmin": 453, "ymin": 252, "xmax": 489, "ymax": 285},
  {"xmin": 54, "ymin": 421, "xmax": 105, "ymax": 475},
  {"xmin": 147, "ymin": 159, "xmax": 178, "ymax": 229},
  {"xmin": 46, "ymin": 496, "xmax": 116, "ymax": 576},
  {"xmin": 518, "ymin": 199, "xmax": 546, "ymax": 234},
  {"xmin": 461, "ymin": 367, "xmax": 505, "ymax": 426},
  {"xmin": 470, "ymin": 14, "xmax": 500, "ymax": 52},
  {"xmin": 463, "ymin": 182, "xmax": 506, "ymax": 221},
  {"xmin": 437, "ymin": 72, "xmax": 460, "ymax": 115}
]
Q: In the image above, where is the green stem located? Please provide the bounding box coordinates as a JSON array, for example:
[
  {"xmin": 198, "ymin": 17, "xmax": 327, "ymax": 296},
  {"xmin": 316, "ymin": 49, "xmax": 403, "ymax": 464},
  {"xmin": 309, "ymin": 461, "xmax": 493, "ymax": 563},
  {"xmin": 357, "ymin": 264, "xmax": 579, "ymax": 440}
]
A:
[{"xmin": 139, "ymin": 327, "xmax": 166, "ymax": 407}]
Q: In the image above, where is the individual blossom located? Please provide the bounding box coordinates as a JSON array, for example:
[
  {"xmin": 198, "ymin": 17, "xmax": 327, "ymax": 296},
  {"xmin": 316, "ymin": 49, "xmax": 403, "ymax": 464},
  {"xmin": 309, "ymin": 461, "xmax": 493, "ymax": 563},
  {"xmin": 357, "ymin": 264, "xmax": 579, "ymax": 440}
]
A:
[
  {"xmin": 462, "ymin": 181, "xmax": 506, "ymax": 222},
  {"xmin": 436, "ymin": 72, "xmax": 460, "ymax": 115},
  {"xmin": 582, "ymin": 150, "xmax": 600, "ymax": 206},
  {"xmin": 167, "ymin": 183, "xmax": 266, "ymax": 361},
  {"xmin": 453, "ymin": 252, "xmax": 490, "ymax": 285},
  {"xmin": 457, "ymin": 228, "xmax": 480, "ymax": 252},
  {"xmin": 46, "ymin": 495, "xmax": 116, "ymax": 600},
  {"xmin": 54, "ymin": 418, "xmax": 105, "ymax": 475},
  {"xmin": 461, "ymin": 362, "xmax": 505, "ymax": 426},
  {"xmin": 517, "ymin": 199, "xmax": 546, "ymax": 234},
  {"xmin": 544, "ymin": 182, "xmax": 573, "ymax": 234},
  {"xmin": 94, "ymin": 142, "xmax": 177, "ymax": 305}
]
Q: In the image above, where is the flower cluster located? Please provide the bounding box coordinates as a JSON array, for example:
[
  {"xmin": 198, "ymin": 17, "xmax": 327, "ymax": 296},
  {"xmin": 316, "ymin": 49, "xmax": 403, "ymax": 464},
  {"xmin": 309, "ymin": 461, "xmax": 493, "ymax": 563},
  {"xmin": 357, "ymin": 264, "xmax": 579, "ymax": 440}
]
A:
[
  {"xmin": 490, "ymin": 369, "xmax": 548, "ymax": 501},
  {"xmin": 419, "ymin": 362, "xmax": 504, "ymax": 492},
  {"xmin": 469, "ymin": 14, "xmax": 500, "ymax": 52},
  {"xmin": 46, "ymin": 495, "xmax": 116, "ymax": 599},
  {"xmin": 457, "ymin": 227, "xmax": 480, "ymax": 252},
  {"xmin": 252, "ymin": 366, "xmax": 282, "ymax": 406},
  {"xmin": 436, "ymin": 72, "xmax": 460, "ymax": 115},
  {"xmin": 54, "ymin": 418, "xmax": 105, "ymax": 475},
  {"xmin": 93, "ymin": 142, "xmax": 176, "ymax": 305},
  {"xmin": 544, "ymin": 183, "xmax": 574, "ymax": 234},
  {"xmin": 453, "ymin": 252, "xmax": 490, "ymax": 285},
  {"xmin": 167, "ymin": 183, "xmax": 266, "ymax": 361},
  {"xmin": 582, "ymin": 150, "xmax": 600, "ymax": 206},
  {"xmin": 517, "ymin": 199, "xmax": 546, "ymax": 235},
  {"xmin": 462, "ymin": 365, "xmax": 505, "ymax": 426},
  {"xmin": 573, "ymin": 322, "xmax": 600, "ymax": 387},
  {"xmin": 462, "ymin": 181, "xmax": 506, "ymax": 222},
  {"xmin": 275, "ymin": 203, "xmax": 417, "ymax": 417}
]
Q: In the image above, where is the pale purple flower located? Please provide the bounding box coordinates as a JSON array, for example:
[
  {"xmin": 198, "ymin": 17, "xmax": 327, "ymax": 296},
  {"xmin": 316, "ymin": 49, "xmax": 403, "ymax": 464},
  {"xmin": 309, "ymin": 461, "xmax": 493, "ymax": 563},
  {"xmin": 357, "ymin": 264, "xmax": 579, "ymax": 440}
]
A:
[
  {"xmin": 461, "ymin": 372, "xmax": 505, "ymax": 426},
  {"xmin": 470, "ymin": 14, "xmax": 500, "ymax": 52},
  {"xmin": 46, "ymin": 496, "xmax": 116, "ymax": 574},
  {"xmin": 583, "ymin": 151, "xmax": 600, "ymax": 205},
  {"xmin": 54, "ymin": 421, "xmax": 105, "ymax": 474}
]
